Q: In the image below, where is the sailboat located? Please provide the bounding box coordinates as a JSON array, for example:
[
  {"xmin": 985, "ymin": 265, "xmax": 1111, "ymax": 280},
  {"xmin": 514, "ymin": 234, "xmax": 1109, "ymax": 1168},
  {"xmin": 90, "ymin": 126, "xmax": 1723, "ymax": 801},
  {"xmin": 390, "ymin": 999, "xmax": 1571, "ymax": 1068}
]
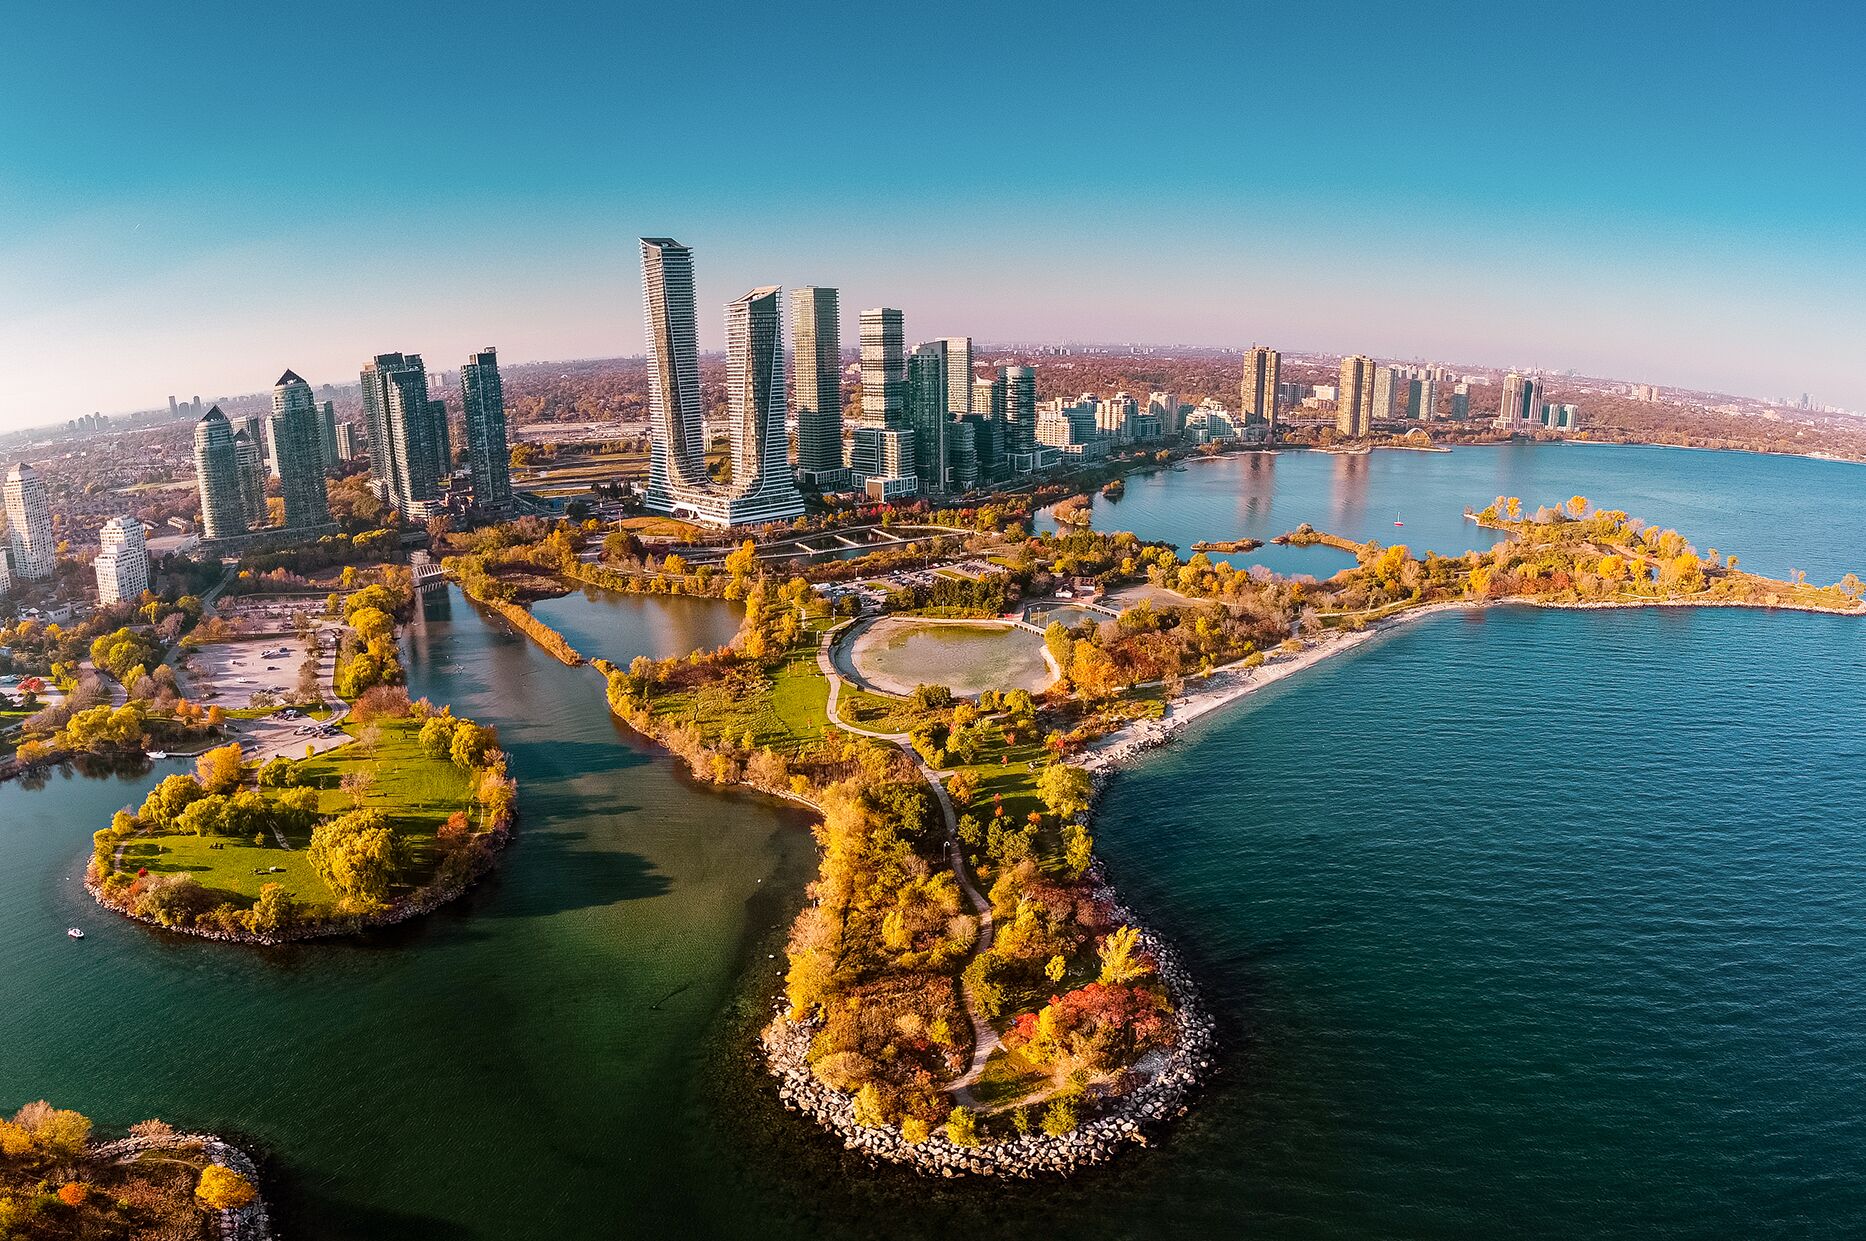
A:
[{"xmin": 1393, "ymin": 513, "xmax": 1405, "ymax": 527}]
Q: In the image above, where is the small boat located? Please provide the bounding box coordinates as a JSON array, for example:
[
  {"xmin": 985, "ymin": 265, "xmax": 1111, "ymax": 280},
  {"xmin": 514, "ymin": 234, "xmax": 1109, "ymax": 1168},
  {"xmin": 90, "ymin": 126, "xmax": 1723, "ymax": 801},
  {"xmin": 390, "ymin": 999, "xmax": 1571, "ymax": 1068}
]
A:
[
  {"xmin": 145, "ymin": 750, "xmax": 169, "ymax": 760},
  {"xmin": 1393, "ymin": 513, "xmax": 1405, "ymax": 527},
  {"xmin": 67, "ymin": 928, "xmax": 84, "ymax": 939}
]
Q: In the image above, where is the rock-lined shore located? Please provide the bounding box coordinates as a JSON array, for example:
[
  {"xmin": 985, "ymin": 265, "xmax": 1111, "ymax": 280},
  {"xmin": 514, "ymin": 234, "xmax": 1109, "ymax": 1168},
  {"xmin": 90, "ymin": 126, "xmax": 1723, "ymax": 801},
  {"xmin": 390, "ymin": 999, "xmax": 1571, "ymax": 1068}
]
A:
[
  {"xmin": 762, "ymin": 889, "xmax": 1216, "ymax": 1178},
  {"xmin": 91, "ymin": 1132, "xmax": 273, "ymax": 1240}
]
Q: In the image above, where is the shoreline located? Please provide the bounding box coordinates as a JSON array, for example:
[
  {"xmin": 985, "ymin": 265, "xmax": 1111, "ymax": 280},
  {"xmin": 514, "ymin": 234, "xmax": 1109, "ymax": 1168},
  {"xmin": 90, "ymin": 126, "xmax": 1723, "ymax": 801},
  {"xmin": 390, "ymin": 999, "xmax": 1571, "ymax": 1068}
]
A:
[
  {"xmin": 82, "ymin": 817, "xmax": 515, "ymax": 945},
  {"xmin": 88, "ymin": 1131, "xmax": 275, "ymax": 1240},
  {"xmin": 1079, "ymin": 594, "xmax": 1862, "ymax": 773}
]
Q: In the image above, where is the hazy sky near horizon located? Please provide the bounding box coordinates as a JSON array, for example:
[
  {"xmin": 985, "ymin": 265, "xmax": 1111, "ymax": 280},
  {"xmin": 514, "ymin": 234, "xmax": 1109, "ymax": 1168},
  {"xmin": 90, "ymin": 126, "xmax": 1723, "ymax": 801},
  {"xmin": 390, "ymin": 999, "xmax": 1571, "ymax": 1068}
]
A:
[{"xmin": 3, "ymin": 1, "xmax": 1864, "ymax": 428}]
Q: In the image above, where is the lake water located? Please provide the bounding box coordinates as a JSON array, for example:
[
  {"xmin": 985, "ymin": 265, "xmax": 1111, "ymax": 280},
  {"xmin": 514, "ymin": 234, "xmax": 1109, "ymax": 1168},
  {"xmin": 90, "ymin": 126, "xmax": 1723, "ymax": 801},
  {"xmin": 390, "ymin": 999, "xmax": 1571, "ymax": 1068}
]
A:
[
  {"xmin": 6, "ymin": 445, "xmax": 1866, "ymax": 1238},
  {"xmin": 1042, "ymin": 443, "xmax": 1866, "ymax": 581},
  {"xmin": 529, "ymin": 584, "xmax": 744, "ymax": 665}
]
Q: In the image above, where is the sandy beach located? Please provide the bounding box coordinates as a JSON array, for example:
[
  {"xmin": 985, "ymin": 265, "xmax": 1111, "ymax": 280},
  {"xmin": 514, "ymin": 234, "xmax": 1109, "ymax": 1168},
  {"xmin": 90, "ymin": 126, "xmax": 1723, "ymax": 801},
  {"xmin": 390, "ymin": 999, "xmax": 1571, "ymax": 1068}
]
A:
[{"xmin": 1078, "ymin": 600, "xmax": 1483, "ymax": 772}]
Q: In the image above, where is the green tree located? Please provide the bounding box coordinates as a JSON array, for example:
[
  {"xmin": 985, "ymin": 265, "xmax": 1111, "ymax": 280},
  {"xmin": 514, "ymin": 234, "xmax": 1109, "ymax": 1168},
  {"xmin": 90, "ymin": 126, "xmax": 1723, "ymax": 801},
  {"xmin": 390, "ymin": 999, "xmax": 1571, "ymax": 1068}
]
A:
[
  {"xmin": 247, "ymin": 883, "xmax": 297, "ymax": 936},
  {"xmin": 307, "ymin": 808, "xmax": 407, "ymax": 905},
  {"xmin": 1036, "ymin": 762, "xmax": 1093, "ymax": 822}
]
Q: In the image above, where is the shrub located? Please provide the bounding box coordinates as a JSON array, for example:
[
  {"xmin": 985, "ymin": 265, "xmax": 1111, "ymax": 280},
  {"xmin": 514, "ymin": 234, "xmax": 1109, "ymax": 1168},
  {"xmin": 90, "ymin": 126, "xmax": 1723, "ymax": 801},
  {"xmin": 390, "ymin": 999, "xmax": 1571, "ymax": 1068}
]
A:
[
  {"xmin": 944, "ymin": 1106, "xmax": 981, "ymax": 1147},
  {"xmin": 194, "ymin": 1165, "xmax": 256, "ymax": 1211},
  {"xmin": 1040, "ymin": 1096, "xmax": 1079, "ymax": 1136}
]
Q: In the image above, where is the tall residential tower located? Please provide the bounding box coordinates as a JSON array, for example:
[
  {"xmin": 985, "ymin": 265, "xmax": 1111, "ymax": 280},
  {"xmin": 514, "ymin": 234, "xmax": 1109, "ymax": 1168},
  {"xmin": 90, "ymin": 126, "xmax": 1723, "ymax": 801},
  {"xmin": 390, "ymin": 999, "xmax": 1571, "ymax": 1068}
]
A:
[
  {"xmin": 791, "ymin": 287, "xmax": 846, "ymax": 488},
  {"xmin": 269, "ymin": 370, "xmax": 333, "ymax": 530},
  {"xmin": 638, "ymin": 239, "xmax": 802, "ymax": 525},
  {"xmin": 3, "ymin": 464, "xmax": 55, "ymax": 580},
  {"xmin": 193, "ymin": 408, "xmax": 248, "ymax": 542},
  {"xmin": 361, "ymin": 353, "xmax": 447, "ymax": 518},
  {"xmin": 461, "ymin": 348, "xmax": 513, "ymax": 511},
  {"xmin": 1242, "ymin": 345, "xmax": 1281, "ymax": 442}
]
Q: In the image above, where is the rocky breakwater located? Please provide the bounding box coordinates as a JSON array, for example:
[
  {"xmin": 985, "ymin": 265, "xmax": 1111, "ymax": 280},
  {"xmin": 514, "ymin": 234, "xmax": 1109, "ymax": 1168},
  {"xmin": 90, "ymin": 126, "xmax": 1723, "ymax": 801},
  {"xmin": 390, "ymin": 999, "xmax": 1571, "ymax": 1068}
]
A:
[
  {"xmin": 762, "ymin": 909, "xmax": 1216, "ymax": 1178},
  {"xmin": 91, "ymin": 1132, "xmax": 274, "ymax": 1240}
]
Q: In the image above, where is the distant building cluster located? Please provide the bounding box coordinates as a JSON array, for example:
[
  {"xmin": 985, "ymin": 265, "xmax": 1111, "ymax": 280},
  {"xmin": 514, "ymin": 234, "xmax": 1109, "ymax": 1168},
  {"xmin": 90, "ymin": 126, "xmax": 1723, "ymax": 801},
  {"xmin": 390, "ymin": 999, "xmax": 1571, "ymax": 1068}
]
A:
[
  {"xmin": 638, "ymin": 237, "xmax": 1124, "ymax": 524},
  {"xmin": 182, "ymin": 344, "xmax": 512, "ymax": 548}
]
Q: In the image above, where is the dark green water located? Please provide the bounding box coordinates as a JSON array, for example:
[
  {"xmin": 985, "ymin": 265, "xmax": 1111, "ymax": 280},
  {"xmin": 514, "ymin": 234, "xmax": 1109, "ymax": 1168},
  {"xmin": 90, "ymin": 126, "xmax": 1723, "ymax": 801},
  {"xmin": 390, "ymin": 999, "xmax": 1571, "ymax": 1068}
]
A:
[{"xmin": 5, "ymin": 445, "xmax": 1865, "ymax": 1238}]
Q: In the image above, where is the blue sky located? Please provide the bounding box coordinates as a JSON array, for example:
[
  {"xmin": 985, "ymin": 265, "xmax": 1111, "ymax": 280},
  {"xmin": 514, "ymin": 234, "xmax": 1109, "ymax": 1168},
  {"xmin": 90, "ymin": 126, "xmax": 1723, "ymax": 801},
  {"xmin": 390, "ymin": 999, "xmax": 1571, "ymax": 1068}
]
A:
[{"xmin": 3, "ymin": 1, "xmax": 1863, "ymax": 427}]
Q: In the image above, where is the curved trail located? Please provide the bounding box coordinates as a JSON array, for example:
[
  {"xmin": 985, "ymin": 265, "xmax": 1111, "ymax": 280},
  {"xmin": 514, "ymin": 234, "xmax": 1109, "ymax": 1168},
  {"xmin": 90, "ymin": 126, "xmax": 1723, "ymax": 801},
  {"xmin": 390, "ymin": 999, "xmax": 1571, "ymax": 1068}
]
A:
[{"xmin": 816, "ymin": 624, "xmax": 1002, "ymax": 1105}]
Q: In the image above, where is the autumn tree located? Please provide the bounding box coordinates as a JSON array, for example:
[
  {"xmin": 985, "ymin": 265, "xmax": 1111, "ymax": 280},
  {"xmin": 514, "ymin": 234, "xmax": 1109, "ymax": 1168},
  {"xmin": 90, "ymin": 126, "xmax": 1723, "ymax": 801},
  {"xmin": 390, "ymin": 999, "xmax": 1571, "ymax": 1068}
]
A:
[
  {"xmin": 1097, "ymin": 924, "xmax": 1148, "ymax": 985},
  {"xmin": 1037, "ymin": 762, "xmax": 1093, "ymax": 822},
  {"xmin": 195, "ymin": 1164, "xmax": 257, "ymax": 1210},
  {"xmin": 195, "ymin": 742, "xmax": 245, "ymax": 794}
]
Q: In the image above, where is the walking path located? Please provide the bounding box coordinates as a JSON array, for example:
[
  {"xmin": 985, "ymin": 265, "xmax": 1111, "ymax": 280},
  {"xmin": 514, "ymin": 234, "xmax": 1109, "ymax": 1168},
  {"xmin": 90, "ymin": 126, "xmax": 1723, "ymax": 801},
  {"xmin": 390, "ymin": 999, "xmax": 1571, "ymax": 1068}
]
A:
[{"xmin": 815, "ymin": 625, "xmax": 1002, "ymax": 1103}]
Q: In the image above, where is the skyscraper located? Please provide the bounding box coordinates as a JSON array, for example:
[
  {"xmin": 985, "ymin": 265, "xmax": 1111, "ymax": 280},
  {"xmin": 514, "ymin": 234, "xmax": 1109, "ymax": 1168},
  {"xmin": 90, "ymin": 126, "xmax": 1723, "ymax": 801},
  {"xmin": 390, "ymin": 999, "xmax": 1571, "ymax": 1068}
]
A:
[
  {"xmin": 859, "ymin": 308, "xmax": 906, "ymax": 428},
  {"xmin": 640, "ymin": 238, "xmax": 711, "ymax": 512},
  {"xmin": 907, "ymin": 340, "xmax": 949, "ymax": 495},
  {"xmin": 361, "ymin": 353, "xmax": 447, "ymax": 517},
  {"xmin": 318, "ymin": 401, "xmax": 340, "ymax": 470},
  {"xmin": 719, "ymin": 287, "xmax": 806, "ymax": 523},
  {"xmin": 972, "ymin": 374, "xmax": 1007, "ymax": 480},
  {"xmin": 1002, "ymin": 366, "xmax": 1038, "ymax": 465},
  {"xmin": 461, "ymin": 348, "xmax": 513, "ymax": 511},
  {"xmin": 1371, "ymin": 365, "xmax": 1401, "ymax": 424},
  {"xmin": 192, "ymin": 407, "xmax": 247, "ymax": 542},
  {"xmin": 94, "ymin": 516, "xmax": 149, "ymax": 605},
  {"xmin": 942, "ymin": 337, "xmax": 973, "ymax": 416},
  {"xmin": 851, "ymin": 307, "xmax": 916, "ymax": 497},
  {"xmin": 1409, "ymin": 375, "xmax": 1439, "ymax": 421},
  {"xmin": 791, "ymin": 287, "xmax": 845, "ymax": 487},
  {"xmin": 1241, "ymin": 345, "xmax": 1281, "ymax": 442},
  {"xmin": 639, "ymin": 240, "xmax": 802, "ymax": 525},
  {"xmin": 3, "ymin": 464, "xmax": 55, "ymax": 581},
  {"xmin": 1337, "ymin": 356, "xmax": 1375, "ymax": 437},
  {"xmin": 270, "ymin": 370, "xmax": 332, "ymax": 530},
  {"xmin": 334, "ymin": 422, "xmax": 358, "ymax": 461},
  {"xmin": 430, "ymin": 399, "xmax": 452, "ymax": 473},
  {"xmin": 1451, "ymin": 383, "xmax": 1471, "ymax": 421},
  {"xmin": 232, "ymin": 428, "xmax": 267, "ymax": 528},
  {"xmin": 0, "ymin": 545, "xmax": 10, "ymax": 597},
  {"xmin": 1497, "ymin": 373, "xmax": 1541, "ymax": 430}
]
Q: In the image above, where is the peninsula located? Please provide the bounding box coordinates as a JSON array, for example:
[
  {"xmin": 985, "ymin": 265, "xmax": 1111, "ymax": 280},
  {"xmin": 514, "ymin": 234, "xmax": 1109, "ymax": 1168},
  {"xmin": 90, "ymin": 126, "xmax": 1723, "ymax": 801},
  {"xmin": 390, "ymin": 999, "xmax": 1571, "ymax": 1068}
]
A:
[{"xmin": 450, "ymin": 492, "xmax": 1860, "ymax": 1175}]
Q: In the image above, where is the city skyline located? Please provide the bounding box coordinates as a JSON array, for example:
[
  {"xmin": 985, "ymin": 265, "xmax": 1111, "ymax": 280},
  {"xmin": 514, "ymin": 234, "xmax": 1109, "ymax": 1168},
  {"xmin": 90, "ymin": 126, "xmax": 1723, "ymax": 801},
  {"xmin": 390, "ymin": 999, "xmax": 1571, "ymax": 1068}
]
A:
[{"xmin": 3, "ymin": 3, "xmax": 1864, "ymax": 429}]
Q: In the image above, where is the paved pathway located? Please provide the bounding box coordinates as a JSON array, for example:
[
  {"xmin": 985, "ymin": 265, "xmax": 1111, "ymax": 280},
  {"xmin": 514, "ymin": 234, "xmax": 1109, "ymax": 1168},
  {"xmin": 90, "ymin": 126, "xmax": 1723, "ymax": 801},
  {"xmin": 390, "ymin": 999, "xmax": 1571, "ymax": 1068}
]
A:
[{"xmin": 815, "ymin": 624, "xmax": 1002, "ymax": 1104}]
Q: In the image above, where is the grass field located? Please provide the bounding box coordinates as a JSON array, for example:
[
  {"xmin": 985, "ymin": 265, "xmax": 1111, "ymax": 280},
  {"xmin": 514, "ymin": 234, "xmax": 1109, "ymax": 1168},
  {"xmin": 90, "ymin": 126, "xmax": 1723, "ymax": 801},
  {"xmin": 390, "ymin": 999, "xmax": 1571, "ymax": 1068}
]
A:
[
  {"xmin": 120, "ymin": 718, "xmax": 473, "ymax": 912},
  {"xmin": 648, "ymin": 643, "xmax": 831, "ymax": 754}
]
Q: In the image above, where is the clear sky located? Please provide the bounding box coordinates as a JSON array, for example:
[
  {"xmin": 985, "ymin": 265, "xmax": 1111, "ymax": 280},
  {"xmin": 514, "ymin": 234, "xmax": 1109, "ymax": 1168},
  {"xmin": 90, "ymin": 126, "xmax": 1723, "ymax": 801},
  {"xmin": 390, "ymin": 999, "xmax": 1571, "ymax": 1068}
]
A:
[{"xmin": 3, "ymin": 1, "xmax": 1863, "ymax": 428}]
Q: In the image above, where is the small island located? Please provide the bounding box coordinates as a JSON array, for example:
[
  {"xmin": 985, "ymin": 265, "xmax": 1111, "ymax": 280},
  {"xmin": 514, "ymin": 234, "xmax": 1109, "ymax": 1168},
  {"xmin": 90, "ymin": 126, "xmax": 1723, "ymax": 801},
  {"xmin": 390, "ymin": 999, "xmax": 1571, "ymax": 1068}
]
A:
[
  {"xmin": 0, "ymin": 1101, "xmax": 272, "ymax": 1239},
  {"xmin": 84, "ymin": 579, "xmax": 518, "ymax": 944}
]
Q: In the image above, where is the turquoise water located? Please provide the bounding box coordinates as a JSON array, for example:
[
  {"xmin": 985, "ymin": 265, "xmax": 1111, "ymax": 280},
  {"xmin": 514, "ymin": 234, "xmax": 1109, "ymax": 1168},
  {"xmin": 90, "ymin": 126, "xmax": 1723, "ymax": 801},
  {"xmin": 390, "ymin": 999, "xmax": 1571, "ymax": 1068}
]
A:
[
  {"xmin": 1045, "ymin": 443, "xmax": 1866, "ymax": 581},
  {"xmin": 5, "ymin": 445, "xmax": 1866, "ymax": 1237}
]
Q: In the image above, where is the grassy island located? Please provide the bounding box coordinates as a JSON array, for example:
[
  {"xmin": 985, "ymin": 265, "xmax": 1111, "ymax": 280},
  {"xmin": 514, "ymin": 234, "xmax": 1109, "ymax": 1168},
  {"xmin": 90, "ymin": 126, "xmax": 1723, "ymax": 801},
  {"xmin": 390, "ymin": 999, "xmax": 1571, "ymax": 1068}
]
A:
[
  {"xmin": 87, "ymin": 688, "xmax": 516, "ymax": 942},
  {"xmin": 0, "ymin": 1101, "xmax": 269, "ymax": 1239}
]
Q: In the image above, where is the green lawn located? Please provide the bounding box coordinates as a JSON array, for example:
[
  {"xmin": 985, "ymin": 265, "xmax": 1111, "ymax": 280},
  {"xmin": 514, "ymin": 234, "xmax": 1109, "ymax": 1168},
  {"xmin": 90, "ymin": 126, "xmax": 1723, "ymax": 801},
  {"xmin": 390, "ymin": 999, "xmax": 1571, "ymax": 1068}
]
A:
[
  {"xmin": 649, "ymin": 643, "xmax": 830, "ymax": 754},
  {"xmin": 122, "ymin": 717, "xmax": 473, "ymax": 913}
]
